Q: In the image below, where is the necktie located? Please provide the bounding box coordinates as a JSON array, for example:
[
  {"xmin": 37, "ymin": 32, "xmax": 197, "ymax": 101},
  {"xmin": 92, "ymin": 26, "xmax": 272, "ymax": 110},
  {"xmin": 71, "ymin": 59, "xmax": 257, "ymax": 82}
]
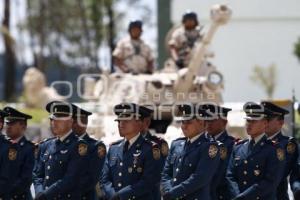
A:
[
  {"xmin": 185, "ymin": 140, "xmax": 191, "ymax": 150},
  {"xmin": 249, "ymin": 139, "xmax": 255, "ymax": 152},
  {"xmin": 123, "ymin": 140, "xmax": 130, "ymax": 153}
]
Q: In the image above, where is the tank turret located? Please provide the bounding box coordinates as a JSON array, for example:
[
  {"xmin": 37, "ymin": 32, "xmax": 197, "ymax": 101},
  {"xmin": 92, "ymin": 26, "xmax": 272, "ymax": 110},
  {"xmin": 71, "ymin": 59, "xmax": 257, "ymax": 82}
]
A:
[{"xmin": 87, "ymin": 4, "xmax": 232, "ymax": 136}]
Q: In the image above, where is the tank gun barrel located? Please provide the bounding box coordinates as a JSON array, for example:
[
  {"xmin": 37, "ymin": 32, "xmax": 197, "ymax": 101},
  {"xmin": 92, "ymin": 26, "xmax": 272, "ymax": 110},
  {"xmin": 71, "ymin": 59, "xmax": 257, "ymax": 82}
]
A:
[{"xmin": 175, "ymin": 4, "xmax": 232, "ymax": 95}]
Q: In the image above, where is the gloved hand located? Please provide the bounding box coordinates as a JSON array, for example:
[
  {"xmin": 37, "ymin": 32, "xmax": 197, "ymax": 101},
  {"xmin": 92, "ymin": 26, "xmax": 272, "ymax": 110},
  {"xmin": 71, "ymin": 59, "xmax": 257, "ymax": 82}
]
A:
[
  {"xmin": 35, "ymin": 192, "xmax": 47, "ymax": 200},
  {"xmin": 175, "ymin": 58, "xmax": 185, "ymax": 69}
]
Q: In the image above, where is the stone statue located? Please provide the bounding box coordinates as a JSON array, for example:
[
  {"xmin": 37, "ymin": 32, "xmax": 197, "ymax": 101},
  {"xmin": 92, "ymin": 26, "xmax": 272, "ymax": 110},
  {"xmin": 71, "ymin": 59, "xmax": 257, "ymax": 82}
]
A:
[{"xmin": 22, "ymin": 67, "xmax": 64, "ymax": 108}]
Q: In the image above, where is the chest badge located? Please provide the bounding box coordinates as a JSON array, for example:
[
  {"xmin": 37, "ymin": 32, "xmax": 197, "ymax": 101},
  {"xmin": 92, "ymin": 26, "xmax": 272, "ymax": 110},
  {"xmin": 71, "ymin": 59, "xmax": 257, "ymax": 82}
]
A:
[
  {"xmin": 208, "ymin": 145, "xmax": 218, "ymax": 158},
  {"xmin": 8, "ymin": 148, "xmax": 17, "ymax": 161}
]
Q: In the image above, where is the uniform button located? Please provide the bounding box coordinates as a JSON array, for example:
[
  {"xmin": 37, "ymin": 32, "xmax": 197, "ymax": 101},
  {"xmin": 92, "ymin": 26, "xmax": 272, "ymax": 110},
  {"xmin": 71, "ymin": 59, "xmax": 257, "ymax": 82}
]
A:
[
  {"xmin": 47, "ymin": 166, "xmax": 51, "ymax": 170},
  {"xmin": 118, "ymin": 183, "xmax": 122, "ymax": 187},
  {"xmin": 118, "ymin": 172, "xmax": 122, "ymax": 176},
  {"xmin": 133, "ymin": 196, "xmax": 135, "ymax": 199},
  {"xmin": 219, "ymin": 195, "xmax": 223, "ymax": 199},
  {"xmin": 244, "ymin": 160, "xmax": 248, "ymax": 164},
  {"xmin": 243, "ymin": 171, "xmax": 247, "ymax": 175},
  {"xmin": 46, "ymin": 176, "xmax": 49, "ymax": 180},
  {"xmin": 176, "ymin": 168, "xmax": 179, "ymax": 172},
  {"xmin": 120, "ymin": 162, "xmax": 123, "ymax": 166},
  {"xmin": 256, "ymin": 197, "xmax": 260, "ymax": 199},
  {"xmin": 67, "ymin": 194, "xmax": 71, "ymax": 198},
  {"xmin": 243, "ymin": 181, "xmax": 247, "ymax": 185},
  {"xmin": 179, "ymin": 159, "xmax": 182, "ymax": 162},
  {"xmin": 45, "ymin": 186, "xmax": 49, "ymax": 189},
  {"xmin": 173, "ymin": 178, "xmax": 177, "ymax": 182},
  {"xmin": 189, "ymin": 164, "xmax": 192, "ymax": 167},
  {"xmin": 49, "ymin": 155, "xmax": 52, "ymax": 159},
  {"xmin": 60, "ymin": 161, "xmax": 63, "ymax": 164}
]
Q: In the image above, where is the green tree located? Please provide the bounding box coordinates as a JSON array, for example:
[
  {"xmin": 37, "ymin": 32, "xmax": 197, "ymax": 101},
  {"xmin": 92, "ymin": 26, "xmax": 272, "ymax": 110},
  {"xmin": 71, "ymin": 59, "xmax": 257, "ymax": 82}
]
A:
[{"xmin": 250, "ymin": 64, "xmax": 277, "ymax": 99}]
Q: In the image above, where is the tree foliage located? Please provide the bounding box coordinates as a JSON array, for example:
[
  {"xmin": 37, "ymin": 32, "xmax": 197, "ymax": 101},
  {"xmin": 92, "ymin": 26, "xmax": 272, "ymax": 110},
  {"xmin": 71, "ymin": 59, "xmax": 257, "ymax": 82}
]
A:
[
  {"xmin": 22, "ymin": 0, "xmax": 152, "ymax": 72},
  {"xmin": 250, "ymin": 64, "xmax": 277, "ymax": 99}
]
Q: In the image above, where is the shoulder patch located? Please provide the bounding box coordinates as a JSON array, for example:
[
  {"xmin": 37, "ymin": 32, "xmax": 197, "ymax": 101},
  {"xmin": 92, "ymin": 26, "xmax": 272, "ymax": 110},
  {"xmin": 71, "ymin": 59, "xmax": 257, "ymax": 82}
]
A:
[
  {"xmin": 97, "ymin": 143, "xmax": 106, "ymax": 158},
  {"xmin": 220, "ymin": 146, "xmax": 227, "ymax": 160},
  {"xmin": 208, "ymin": 144, "xmax": 218, "ymax": 158},
  {"xmin": 161, "ymin": 141, "xmax": 169, "ymax": 157},
  {"xmin": 287, "ymin": 141, "xmax": 296, "ymax": 154},
  {"xmin": 152, "ymin": 147, "xmax": 161, "ymax": 160}
]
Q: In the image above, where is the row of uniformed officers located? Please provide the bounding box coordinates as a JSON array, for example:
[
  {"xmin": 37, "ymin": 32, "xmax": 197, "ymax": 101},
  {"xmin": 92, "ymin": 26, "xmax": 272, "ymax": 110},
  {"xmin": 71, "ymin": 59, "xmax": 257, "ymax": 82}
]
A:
[{"xmin": 1, "ymin": 100, "xmax": 300, "ymax": 200}]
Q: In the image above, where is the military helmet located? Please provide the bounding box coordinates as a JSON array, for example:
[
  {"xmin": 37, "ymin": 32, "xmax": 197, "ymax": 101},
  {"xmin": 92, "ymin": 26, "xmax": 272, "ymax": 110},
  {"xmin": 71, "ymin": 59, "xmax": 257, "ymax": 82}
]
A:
[
  {"xmin": 182, "ymin": 11, "xmax": 198, "ymax": 25},
  {"xmin": 128, "ymin": 20, "xmax": 143, "ymax": 31}
]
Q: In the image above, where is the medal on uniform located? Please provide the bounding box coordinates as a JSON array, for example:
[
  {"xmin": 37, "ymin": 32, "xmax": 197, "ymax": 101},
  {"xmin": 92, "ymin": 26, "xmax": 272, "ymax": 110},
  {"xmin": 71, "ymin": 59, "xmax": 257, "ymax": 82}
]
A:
[
  {"xmin": 133, "ymin": 152, "xmax": 140, "ymax": 168},
  {"xmin": 208, "ymin": 145, "xmax": 218, "ymax": 158},
  {"xmin": 254, "ymin": 170, "xmax": 260, "ymax": 176},
  {"xmin": 128, "ymin": 167, "xmax": 133, "ymax": 173},
  {"xmin": 8, "ymin": 148, "xmax": 17, "ymax": 161}
]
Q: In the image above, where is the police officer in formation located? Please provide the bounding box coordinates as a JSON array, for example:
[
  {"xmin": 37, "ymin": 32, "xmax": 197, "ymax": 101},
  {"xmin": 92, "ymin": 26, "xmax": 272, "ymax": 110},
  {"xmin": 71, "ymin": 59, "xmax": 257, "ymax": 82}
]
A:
[
  {"xmin": 262, "ymin": 101, "xmax": 298, "ymax": 200},
  {"xmin": 100, "ymin": 103, "xmax": 161, "ymax": 200},
  {"xmin": 72, "ymin": 104, "xmax": 106, "ymax": 200},
  {"xmin": 139, "ymin": 105, "xmax": 169, "ymax": 200},
  {"xmin": 203, "ymin": 104, "xmax": 235, "ymax": 200},
  {"xmin": 226, "ymin": 102, "xmax": 286, "ymax": 200},
  {"xmin": 161, "ymin": 103, "xmax": 220, "ymax": 200},
  {"xmin": 33, "ymin": 101, "xmax": 89, "ymax": 199},
  {"xmin": 1, "ymin": 107, "xmax": 35, "ymax": 200},
  {"xmin": 2, "ymin": 100, "xmax": 300, "ymax": 200},
  {"xmin": 168, "ymin": 11, "xmax": 202, "ymax": 69},
  {"xmin": 113, "ymin": 20, "xmax": 154, "ymax": 74}
]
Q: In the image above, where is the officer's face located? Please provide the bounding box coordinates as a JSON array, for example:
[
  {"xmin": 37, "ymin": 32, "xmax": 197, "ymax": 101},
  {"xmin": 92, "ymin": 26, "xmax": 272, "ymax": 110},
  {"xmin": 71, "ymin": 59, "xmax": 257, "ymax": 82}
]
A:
[
  {"xmin": 181, "ymin": 119, "xmax": 206, "ymax": 139},
  {"xmin": 50, "ymin": 118, "xmax": 73, "ymax": 136},
  {"xmin": 265, "ymin": 118, "xmax": 284, "ymax": 135},
  {"xmin": 5, "ymin": 121, "xmax": 26, "ymax": 139},
  {"xmin": 184, "ymin": 19, "xmax": 197, "ymax": 30},
  {"xmin": 206, "ymin": 118, "xmax": 227, "ymax": 136},
  {"xmin": 246, "ymin": 119, "xmax": 266, "ymax": 137},
  {"xmin": 118, "ymin": 119, "xmax": 143, "ymax": 138},
  {"xmin": 130, "ymin": 27, "xmax": 142, "ymax": 39},
  {"xmin": 72, "ymin": 117, "xmax": 88, "ymax": 136}
]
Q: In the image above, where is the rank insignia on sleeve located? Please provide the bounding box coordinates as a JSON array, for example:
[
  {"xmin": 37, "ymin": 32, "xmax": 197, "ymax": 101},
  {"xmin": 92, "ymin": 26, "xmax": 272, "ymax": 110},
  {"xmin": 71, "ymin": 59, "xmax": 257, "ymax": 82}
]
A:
[
  {"xmin": 287, "ymin": 142, "xmax": 296, "ymax": 154},
  {"xmin": 8, "ymin": 148, "xmax": 17, "ymax": 161},
  {"xmin": 161, "ymin": 142, "xmax": 169, "ymax": 157},
  {"xmin": 208, "ymin": 145, "xmax": 218, "ymax": 158},
  {"xmin": 220, "ymin": 147, "xmax": 227, "ymax": 160},
  {"xmin": 153, "ymin": 147, "xmax": 161, "ymax": 160},
  {"xmin": 78, "ymin": 143, "xmax": 88, "ymax": 156},
  {"xmin": 277, "ymin": 148, "xmax": 285, "ymax": 161},
  {"xmin": 98, "ymin": 145, "xmax": 106, "ymax": 158}
]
